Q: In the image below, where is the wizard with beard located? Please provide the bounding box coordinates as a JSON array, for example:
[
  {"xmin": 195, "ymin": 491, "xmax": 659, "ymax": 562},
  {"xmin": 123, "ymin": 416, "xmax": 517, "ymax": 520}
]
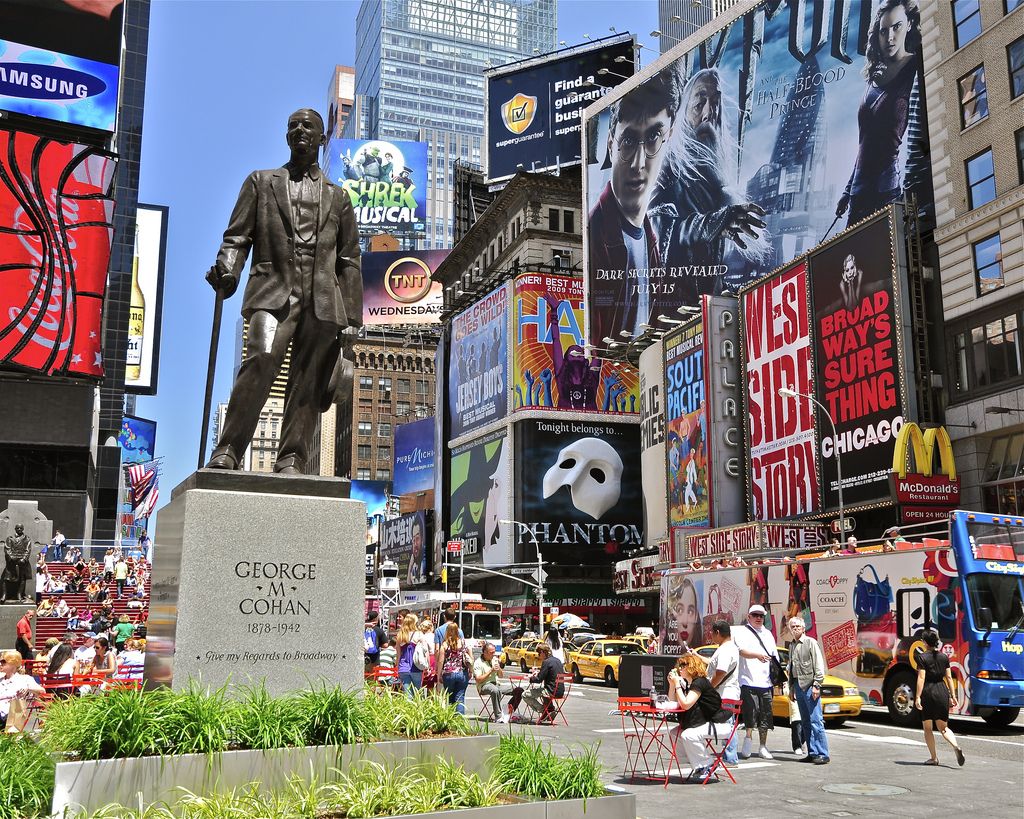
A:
[{"xmin": 652, "ymin": 67, "xmax": 769, "ymax": 300}]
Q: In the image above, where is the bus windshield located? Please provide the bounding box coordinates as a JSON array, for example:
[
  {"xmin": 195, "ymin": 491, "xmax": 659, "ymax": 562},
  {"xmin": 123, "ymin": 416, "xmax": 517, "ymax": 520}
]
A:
[
  {"xmin": 460, "ymin": 612, "xmax": 502, "ymax": 640},
  {"xmin": 965, "ymin": 573, "xmax": 1024, "ymax": 631},
  {"xmin": 966, "ymin": 520, "xmax": 1024, "ymax": 562}
]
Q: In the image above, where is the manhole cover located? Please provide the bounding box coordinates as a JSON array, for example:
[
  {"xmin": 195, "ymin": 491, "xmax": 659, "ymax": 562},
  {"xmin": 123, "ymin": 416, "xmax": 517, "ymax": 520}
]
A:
[{"xmin": 822, "ymin": 784, "xmax": 909, "ymax": 797}]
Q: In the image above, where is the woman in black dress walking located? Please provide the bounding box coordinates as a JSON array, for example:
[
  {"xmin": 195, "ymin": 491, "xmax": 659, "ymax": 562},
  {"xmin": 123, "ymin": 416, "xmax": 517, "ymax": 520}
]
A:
[{"xmin": 914, "ymin": 630, "xmax": 965, "ymax": 766}]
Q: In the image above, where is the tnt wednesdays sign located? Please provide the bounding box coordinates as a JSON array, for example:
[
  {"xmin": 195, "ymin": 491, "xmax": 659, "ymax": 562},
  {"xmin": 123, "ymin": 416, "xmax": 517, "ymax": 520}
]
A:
[
  {"xmin": 743, "ymin": 262, "xmax": 819, "ymax": 519},
  {"xmin": 811, "ymin": 212, "xmax": 906, "ymax": 509}
]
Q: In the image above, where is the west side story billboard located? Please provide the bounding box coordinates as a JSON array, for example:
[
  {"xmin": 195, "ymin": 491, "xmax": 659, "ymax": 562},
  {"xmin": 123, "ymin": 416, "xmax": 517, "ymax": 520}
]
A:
[
  {"xmin": 0, "ymin": 0, "xmax": 123, "ymax": 132},
  {"xmin": 582, "ymin": 0, "xmax": 933, "ymax": 349},
  {"xmin": 125, "ymin": 204, "xmax": 168, "ymax": 395},
  {"xmin": 448, "ymin": 285, "xmax": 509, "ymax": 439},
  {"xmin": 485, "ymin": 34, "xmax": 636, "ymax": 183}
]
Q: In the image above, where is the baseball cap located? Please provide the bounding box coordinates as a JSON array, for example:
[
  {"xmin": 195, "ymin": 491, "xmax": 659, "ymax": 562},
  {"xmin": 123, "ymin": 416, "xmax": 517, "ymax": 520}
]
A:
[
  {"xmin": 83, "ymin": 631, "xmax": 97, "ymax": 639},
  {"xmin": 748, "ymin": 605, "xmax": 767, "ymax": 616}
]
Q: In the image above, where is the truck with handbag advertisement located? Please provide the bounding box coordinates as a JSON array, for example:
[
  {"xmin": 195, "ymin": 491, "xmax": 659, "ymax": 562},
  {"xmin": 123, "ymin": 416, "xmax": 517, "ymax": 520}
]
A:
[{"xmin": 660, "ymin": 511, "xmax": 1024, "ymax": 727}]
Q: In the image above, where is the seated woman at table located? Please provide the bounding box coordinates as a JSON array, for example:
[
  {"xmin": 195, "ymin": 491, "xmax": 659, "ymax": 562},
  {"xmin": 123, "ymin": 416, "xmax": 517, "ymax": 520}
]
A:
[
  {"xmin": 667, "ymin": 653, "xmax": 724, "ymax": 781},
  {"xmin": 522, "ymin": 643, "xmax": 564, "ymax": 723}
]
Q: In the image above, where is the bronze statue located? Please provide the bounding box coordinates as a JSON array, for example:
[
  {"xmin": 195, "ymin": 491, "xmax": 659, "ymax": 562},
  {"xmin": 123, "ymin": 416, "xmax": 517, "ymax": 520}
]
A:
[
  {"xmin": 1, "ymin": 524, "xmax": 32, "ymax": 603},
  {"xmin": 205, "ymin": 108, "xmax": 362, "ymax": 474}
]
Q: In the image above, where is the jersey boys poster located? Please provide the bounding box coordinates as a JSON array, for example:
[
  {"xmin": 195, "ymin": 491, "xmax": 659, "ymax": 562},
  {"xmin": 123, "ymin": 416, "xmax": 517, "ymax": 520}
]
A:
[
  {"xmin": 583, "ymin": 0, "xmax": 933, "ymax": 347},
  {"xmin": 448, "ymin": 285, "xmax": 509, "ymax": 440},
  {"xmin": 0, "ymin": 131, "xmax": 115, "ymax": 378},
  {"xmin": 664, "ymin": 317, "xmax": 711, "ymax": 530},
  {"xmin": 811, "ymin": 210, "xmax": 906, "ymax": 510},
  {"xmin": 743, "ymin": 261, "xmax": 819, "ymax": 520},
  {"xmin": 512, "ymin": 273, "xmax": 638, "ymax": 414}
]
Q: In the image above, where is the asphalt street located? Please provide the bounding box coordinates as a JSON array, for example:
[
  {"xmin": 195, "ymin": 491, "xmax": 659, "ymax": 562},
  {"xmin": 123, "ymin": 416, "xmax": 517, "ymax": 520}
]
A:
[{"xmin": 466, "ymin": 679, "xmax": 1024, "ymax": 819}]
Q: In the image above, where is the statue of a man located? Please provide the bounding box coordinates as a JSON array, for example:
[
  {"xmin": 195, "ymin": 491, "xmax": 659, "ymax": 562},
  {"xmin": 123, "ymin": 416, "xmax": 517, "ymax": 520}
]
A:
[
  {"xmin": 1, "ymin": 524, "xmax": 32, "ymax": 603},
  {"xmin": 205, "ymin": 108, "xmax": 362, "ymax": 474}
]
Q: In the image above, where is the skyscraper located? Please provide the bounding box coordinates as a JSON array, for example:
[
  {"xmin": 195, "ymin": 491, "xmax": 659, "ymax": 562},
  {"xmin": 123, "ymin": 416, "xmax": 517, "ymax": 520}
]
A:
[
  {"xmin": 657, "ymin": 0, "xmax": 738, "ymax": 53},
  {"xmin": 349, "ymin": 0, "xmax": 556, "ymax": 248}
]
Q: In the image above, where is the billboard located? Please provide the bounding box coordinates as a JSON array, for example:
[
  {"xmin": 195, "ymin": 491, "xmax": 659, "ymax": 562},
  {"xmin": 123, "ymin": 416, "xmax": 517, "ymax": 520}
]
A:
[
  {"xmin": 583, "ymin": 0, "xmax": 933, "ymax": 348},
  {"xmin": 448, "ymin": 284, "xmax": 508, "ymax": 439},
  {"xmin": 393, "ymin": 416, "xmax": 436, "ymax": 497},
  {"xmin": 514, "ymin": 419, "xmax": 643, "ymax": 565},
  {"xmin": 326, "ymin": 139, "xmax": 428, "ymax": 234},
  {"xmin": 512, "ymin": 273, "xmax": 638, "ymax": 414},
  {"xmin": 125, "ymin": 204, "xmax": 168, "ymax": 395},
  {"xmin": 810, "ymin": 210, "xmax": 906, "ymax": 510},
  {"xmin": 117, "ymin": 415, "xmax": 156, "ymax": 546},
  {"xmin": 664, "ymin": 316, "xmax": 710, "ymax": 531},
  {"xmin": 361, "ymin": 249, "xmax": 446, "ymax": 326},
  {"xmin": 117, "ymin": 415, "xmax": 157, "ymax": 465},
  {"xmin": 485, "ymin": 35, "xmax": 636, "ymax": 182},
  {"xmin": 743, "ymin": 261, "xmax": 819, "ymax": 520},
  {"xmin": 0, "ymin": 0, "xmax": 123, "ymax": 132},
  {"xmin": 0, "ymin": 130, "xmax": 115, "ymax": 378},
  {"xmin": 380, "ymin": 511, "xmax": 430, "ymax": 587},
  {"xmin": 449, "ymin": 429, "xmax": 510, "ymax": 566},
  {"xmin": 639, "ymin": 342, "xmax": 667, "ymax": 548},
  {"xmin": 351, "ymin": 480, "xmax": 392, "ymax": 546}
]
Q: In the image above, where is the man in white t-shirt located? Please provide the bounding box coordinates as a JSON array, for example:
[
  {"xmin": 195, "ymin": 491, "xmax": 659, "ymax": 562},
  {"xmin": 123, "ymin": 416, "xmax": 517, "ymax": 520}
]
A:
[
  {"xmin": 732, "ymin": 604, "xmax": 779, "ymax": 760},
  {"xmin": 703, "ymin": 619, "xmax": 741, "ymax": 764},
  {"xmin": 473, "ymin": 641, "xmax": 514, "ymax": 723},
  {"xmin": 73, "ymin": 632, "xmax": 97, "ymax": 671}
]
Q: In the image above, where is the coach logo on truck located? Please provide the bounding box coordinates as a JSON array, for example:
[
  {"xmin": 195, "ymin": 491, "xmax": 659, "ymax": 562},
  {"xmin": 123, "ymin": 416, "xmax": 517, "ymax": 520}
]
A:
[{"xmin": 891, "ymin": 424, "xmax": 960, "ymax": 516}]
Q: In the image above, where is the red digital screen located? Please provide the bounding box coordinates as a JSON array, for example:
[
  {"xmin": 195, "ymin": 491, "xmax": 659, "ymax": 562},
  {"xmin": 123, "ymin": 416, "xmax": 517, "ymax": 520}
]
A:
[{"xmin": 0, "ymin": 129, "xmax": 115, "ymax": 378}]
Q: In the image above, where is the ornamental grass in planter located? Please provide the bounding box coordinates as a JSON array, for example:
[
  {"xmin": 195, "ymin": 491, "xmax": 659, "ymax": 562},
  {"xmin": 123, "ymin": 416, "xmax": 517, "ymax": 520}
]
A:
[{"xmin": 0, "ymin": 734, "xmax": 55, "ymax": 819}]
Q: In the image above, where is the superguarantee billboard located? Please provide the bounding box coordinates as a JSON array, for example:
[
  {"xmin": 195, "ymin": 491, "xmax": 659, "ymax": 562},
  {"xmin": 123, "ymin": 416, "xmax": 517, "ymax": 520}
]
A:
[
  {"xmin": 327, "ymin": 139, "xmax": 428, "ymax": 234},
  {"xmin": 486, "ymin": 34, "xmax": 635, "ymax": 183},
  {"xmin": 583, "ymin": 0, "xmax": 933, "ymax": 348}
]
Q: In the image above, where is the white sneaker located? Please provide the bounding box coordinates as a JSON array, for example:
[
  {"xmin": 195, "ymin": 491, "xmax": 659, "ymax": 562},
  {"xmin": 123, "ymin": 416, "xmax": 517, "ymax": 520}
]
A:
[
  {"xmin": 497, "ymin": 713, "xmax": 510, "ymax": 724},
  {"xmin": 739, "ymin": 737, "xmax": 752, "ymax": 759},
  {"xmin": 759, "ymin": 746, "xmax": 774, "ymax": 760},
  {"xmin": 800, "ymin": 744, "xmax": 808, "ymax": 756}
]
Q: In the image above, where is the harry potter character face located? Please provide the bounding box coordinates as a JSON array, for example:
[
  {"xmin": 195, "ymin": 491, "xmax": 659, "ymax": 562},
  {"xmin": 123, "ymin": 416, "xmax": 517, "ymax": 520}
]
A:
[
  {"xmin": 609, "ymin": 108, "xmax": 673, "ymax": 228},
  {"xmin": 684, "ymin": 71, "xmax": 722, "ymax": 147},
  {"xmin": 878, "ymin": 4, "xmax": 911, "ymax": 62}
]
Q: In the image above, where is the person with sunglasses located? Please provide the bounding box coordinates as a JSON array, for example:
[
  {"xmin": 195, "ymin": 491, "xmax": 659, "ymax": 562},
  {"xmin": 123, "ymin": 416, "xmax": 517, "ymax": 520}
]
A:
[{"xmin": 733, "ymin": 604, "xmax": 779, "ymax": 760}]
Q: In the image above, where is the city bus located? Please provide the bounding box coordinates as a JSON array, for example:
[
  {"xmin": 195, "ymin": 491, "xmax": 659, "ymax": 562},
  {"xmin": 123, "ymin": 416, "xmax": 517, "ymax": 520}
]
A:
[
  {"xmin": 659, "ymin": 510, "xmax": 1024, "ymax": 727},
  {"xmin": 395, "ymin": 593, "xmax": 504, "ymax": 657}
]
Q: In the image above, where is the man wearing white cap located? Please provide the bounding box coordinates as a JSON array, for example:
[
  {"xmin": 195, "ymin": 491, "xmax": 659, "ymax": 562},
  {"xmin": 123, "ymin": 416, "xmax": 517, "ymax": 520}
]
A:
[{"xmin": 733, "ymin": 604, "xmax": 779, "ymax": 759}]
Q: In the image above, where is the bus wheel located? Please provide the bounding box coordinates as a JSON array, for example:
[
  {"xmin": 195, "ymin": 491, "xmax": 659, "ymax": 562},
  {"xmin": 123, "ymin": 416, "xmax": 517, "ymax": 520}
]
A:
[
  {"xmin": 886, "ymin": 670, "xmax": 920, "ymax": 727},
  {"xmin": 980, "ymin": 707, "xmax": 1020, "ymax": 728},
  {"xmin": 572, "ymin": 664, "xmax": 583, "ymax": 684},
  {"xmin": 605, "ymin": 666, "xmax": 616, "ymax": 688}
]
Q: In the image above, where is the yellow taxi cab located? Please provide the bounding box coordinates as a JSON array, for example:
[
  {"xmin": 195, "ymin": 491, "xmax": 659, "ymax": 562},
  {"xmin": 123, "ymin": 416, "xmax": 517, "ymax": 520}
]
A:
[
  {"xmin": 568, "ymin": 639, "xmax": 647, "ymax": 687},
  {"xmin": 621, "ymin": 634, "xmax": 657, "ymax": 652},
  {"xmin": 695, "ymin": 644, "xmax": 862, "ymax": 726},
  {"xmin": 501, "ymin": 638, "xmax": 543, "ymax": 671}
]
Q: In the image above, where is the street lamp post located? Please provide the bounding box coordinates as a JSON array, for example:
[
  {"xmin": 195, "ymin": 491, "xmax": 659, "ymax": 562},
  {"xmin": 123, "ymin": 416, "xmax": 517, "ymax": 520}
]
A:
[
  {"xmin": 500, "ymin": 519, "xmax": 544, "ymax": 631},
  {"xmin": 779, "ymin": 386, "xmax": 846, "ymax": 538}
]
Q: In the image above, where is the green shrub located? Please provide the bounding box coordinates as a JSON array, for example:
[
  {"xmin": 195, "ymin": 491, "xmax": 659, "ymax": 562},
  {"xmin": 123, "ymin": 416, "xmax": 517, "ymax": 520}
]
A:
[
  {"xmin": 228, "ymin": 683, "xmax": 306, "ymax": 750},
  {"xmin": 41, "ymin": 686, "xmax": 170, "ymax": 759},
  {"xmin": 0, "ymin": 735, "xmax": 55, "ymax": 819},
  {"xmin": 493, "ymin": 734, "xmax": 605, "ymax": 800},
  {"xmin": 296, "ymin": 683, "xmax": 370, "ymax": 747},
  {"xmin": 161, "ymin": 682, "xmax": 232, "ymax": 756}
]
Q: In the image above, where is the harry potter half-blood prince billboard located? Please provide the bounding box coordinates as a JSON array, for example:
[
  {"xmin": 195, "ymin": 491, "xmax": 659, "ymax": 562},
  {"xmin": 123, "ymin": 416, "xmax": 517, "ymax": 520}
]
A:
[
  {"xmin": 583, "ymin": 0, "xmax": 933, "ymax": 348},
  {"xmin": 327, "ymin": 139, "xmax": 428, "ymax": 234}
]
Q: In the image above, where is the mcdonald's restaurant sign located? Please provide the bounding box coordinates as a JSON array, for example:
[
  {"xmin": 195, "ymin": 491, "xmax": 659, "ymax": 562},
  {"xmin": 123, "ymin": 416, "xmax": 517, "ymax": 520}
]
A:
[{"xmin": 890, "ymin": 424, "xmax": 960, "ymax": 523}]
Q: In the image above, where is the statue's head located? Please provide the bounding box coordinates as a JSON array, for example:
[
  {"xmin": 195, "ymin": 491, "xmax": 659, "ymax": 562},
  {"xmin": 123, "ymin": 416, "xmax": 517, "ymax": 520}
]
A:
[
  {"xmin": 14, "ymin": 524, "xmax": 24, "ymax": 535},
  {"xmin": 286, "ymin": 108, "xmax": 326, "ymax": 158}
]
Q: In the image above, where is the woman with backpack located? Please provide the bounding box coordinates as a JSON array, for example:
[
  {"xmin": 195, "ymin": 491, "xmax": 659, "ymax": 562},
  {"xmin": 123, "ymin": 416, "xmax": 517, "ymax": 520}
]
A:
[
  {"xmin": 437, "ymin": 620, "xmax": 471, "ymax": 715},
  {"xmin": 396, "ymin": 613, "xmax": 425, "ymax": 695},
  {"xmin": 668, "ymin": 653, "xmax": 725, "ymax": 782}
]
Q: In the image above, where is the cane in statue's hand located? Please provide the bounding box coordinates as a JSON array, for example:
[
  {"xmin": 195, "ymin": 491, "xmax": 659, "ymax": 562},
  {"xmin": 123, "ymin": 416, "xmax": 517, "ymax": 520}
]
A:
[{"xmin": 197, "ymin": 265, "xmax": 232, "ymax": 470}]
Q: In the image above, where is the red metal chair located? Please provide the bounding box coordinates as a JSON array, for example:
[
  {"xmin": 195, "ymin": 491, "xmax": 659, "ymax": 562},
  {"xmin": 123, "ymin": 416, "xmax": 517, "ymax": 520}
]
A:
[
  {"xmin": 701, "ymin": 698, "xmax": 742, "ymax": 785},
  {"xmin": 618, "ymin": 697, "xmax": 660, "ymax": 780},
  {"xmin": 538, "ymin": 673, "xmax": 573, "ymax": 726}
]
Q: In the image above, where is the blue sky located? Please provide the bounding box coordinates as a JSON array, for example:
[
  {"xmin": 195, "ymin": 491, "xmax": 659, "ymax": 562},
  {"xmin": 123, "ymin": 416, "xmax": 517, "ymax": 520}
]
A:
[{"xmin": 136, "ymin": 0, "xmax": 659, "ymax": 506}]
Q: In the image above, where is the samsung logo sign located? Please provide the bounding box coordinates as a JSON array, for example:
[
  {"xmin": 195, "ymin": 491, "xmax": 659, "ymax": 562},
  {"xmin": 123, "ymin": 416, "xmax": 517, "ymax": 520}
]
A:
[{"xmin": 0, "ymin": 63, "xmax": 106, "ymax": 100}]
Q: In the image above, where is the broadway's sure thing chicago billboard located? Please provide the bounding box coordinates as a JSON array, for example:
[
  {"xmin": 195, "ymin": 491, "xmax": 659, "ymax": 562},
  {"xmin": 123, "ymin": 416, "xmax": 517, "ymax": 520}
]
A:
[
  {"xmin": 811, "ymin": 209, "xmax": 908, "ymax": 511},
  {"xmin": 512, "ymin": 273, "xmax": 638, "ymax": 414},
  {"xmin": 743, "ymin": 261, "xmax": 819, "ymax": 520},
  {"xmin": 0, "ymin": 131, "xmax": 115, "ymax": 378},
  {"xmin": 362, "ymin": 250, "xmax": 446, "ymax": 326},
  {"xmin": 0, "ymin": 0, "xmax": 123, "ymax": 131},
  {"xmin": 448, "ymin": 285, "xmax": 508, "ymax": 439},
  {"xmin": 393, "ymin": 416, "xmax": 436, "ymax": 497},
  {"xmin": 639, "ymin": 342, "xmax": 667, "ymax": 549},
  {"xmin": 125, "ymin": 205, "xmax": 168, "ymax": 395},
  {"xmin": 327, "ymin": 139, "xmax": 428, "ymax": 234},
  {"xmin": 449, "ymin": 429, "xmax": 510, "ymax": 566},
  {"xmin": 380, "ymin": 511, "xmax": 430, "ymax": 587},
  {"xmin": 583, "ymin": 0, "xmax": 933, "ymax": 347},
  {"xmin": 485, "ymin": 34, "xmax": 636, "ymax": 182},
  {"xmin": 514, "ymin": 419, "xmax": 643, "ymax": 564}
]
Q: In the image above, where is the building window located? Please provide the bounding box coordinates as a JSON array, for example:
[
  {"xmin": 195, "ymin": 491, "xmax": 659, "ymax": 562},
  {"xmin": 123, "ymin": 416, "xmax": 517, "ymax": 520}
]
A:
[
  {"xmin": 548, "ymin": 208, "xmax": 559, "ymax": 231},
  {"xmin": 1010, "ymin": 36, "xmax": 1024, "ymax": 98},
  {"xmin": 973, "ymin": 233, "xmax": 1004, "ymax": 294},
  {"xmin": 378, "ymin": 377, "xmax": 392, "ymax": 401},
  {"xmin": 1006, "ymin": 0, "xmax": 1023, "ymax": 13},
  {"xmin": 356, "ymin": 468, "xmax": 371, "ymax": 481},
  {"xmin": 416, "ymin": 402, "xmax": 431, "ymax": 416},
  {"xmin": 950, "ymin": 304, "xmax": 1023, "ymax": 399},
  {"xmin": 953, "ymin": 0, "xmax": 982, "ymax": 48},
  {"xmin": 416, "ymin": 380, "xmax": 429, "ymax": 397},
  {"xmin": 966, "ymin": 149, "xmax": 996, "ymax": 208},
  {"xmin": 359, "ymin": 375, "xmax": 373, "ymax": 390},
  {"xmin": 397, "ymin": 378, "xmax": 411, "ymax": 393},
  {"xmin": 378, "ymin": 422, "xmax": 392, "ymax": 438},
  {"xmin": 1016, "ymin": 127, "xmax": 1024, "ymax": 184},
  {"xmin": 357, "ymin": 444, "xmax": 371, "ymax": 460},
  {"xmin": 377, "ymin": 468, "xmax": 391, "ymax": 482},
  {"xmin": 396, "ymin": 400, "xmax": 411, "ymax": 416},
  {"xmin": 378, "ymin": 446, "xmax": 391, "ymax": 462},
  {"xmin": 563, "ymin": 209, "xmax": 574, "ymax": 233},
  {"xmin": 981, "ymin": 433, "xmax": 1024, "ymax": 515},
  {"xmin": 358, "ymin": 421, "xmax": 372, "ymax": 436},
  {"xmin": 958, "ymin": 65, "xmax": 988, "ymax": 127}
]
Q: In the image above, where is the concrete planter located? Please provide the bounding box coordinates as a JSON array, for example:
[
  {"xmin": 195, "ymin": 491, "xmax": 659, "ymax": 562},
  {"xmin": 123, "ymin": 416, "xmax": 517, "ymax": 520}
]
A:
[
  {"xmin": 383, "ymin": 792, "xmax": 635, "ymax": 819},
  {"xmin": 52, "ymin": 734, "xmax": 498, "ymax": 817}
]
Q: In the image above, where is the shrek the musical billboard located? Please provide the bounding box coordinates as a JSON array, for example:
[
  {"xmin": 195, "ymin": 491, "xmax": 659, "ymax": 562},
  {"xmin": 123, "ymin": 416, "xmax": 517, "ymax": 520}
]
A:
[{"xmin": 583, "ymin": 0, "xmax": 933, "ymax": 348}]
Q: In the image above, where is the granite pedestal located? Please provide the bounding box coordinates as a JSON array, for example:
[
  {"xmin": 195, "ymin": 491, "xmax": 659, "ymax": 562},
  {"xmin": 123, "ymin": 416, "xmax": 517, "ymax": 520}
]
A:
[{"xmin": 144, "ymin": 470, "xmax": 365, "ymax": 695}]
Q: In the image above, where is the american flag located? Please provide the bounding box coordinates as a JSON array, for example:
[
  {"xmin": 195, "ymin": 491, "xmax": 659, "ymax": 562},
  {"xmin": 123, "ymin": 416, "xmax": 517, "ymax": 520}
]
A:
[{"xmin": 125, "ymin": 461, "xmax": 159, "ymax": 520}]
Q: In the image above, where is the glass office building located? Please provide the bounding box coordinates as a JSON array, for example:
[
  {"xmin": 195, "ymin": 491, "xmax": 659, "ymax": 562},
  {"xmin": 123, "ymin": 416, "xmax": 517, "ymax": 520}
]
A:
[{"xmin": 349, "ymin": 0, "xmax": 556, "ymax": 248}]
